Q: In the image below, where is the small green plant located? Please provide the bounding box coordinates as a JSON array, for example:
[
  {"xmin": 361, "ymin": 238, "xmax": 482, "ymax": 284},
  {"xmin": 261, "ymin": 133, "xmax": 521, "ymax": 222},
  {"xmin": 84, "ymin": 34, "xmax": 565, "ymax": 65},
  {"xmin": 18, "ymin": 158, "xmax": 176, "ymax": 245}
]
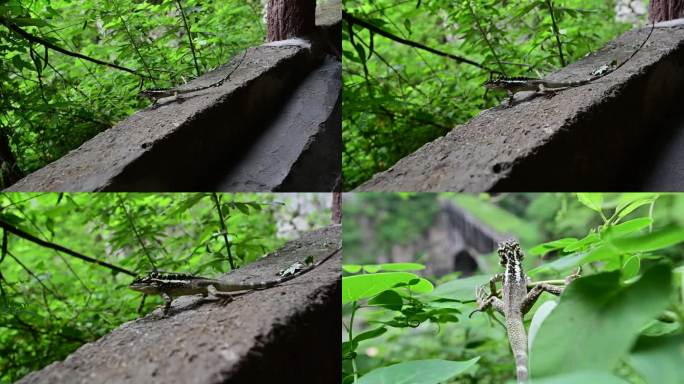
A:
[{"xmin": 342, "ymin": 263, "xmax": 478, "ymax": 384}]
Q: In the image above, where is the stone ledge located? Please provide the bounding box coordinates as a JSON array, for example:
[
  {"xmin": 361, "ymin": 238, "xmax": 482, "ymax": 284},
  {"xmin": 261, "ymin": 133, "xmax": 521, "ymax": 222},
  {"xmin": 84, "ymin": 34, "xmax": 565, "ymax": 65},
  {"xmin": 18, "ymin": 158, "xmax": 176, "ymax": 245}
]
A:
[
  {"xmin": 357, "ymin": 20, "xmax": 684, "ymax": 191},
  {"xmin": 17, "ymin": 225, "xmax": 341, "ymax": 384},
  {"xmin": 215, "ymin": 57, "xmax": 341, "ymax": 191},
  {"xmin": 6, "ymin": 1, "xmax": 341, "ymax": 192}
]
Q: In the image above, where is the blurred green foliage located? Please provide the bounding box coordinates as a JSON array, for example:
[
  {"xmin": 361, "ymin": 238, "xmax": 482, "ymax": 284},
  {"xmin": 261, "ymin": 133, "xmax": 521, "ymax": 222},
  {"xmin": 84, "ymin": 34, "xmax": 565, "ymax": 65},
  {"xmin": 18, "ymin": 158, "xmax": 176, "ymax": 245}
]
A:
[
  {"xmin": 343, "ymin": 0, "xmax": 637, "ymax": 189},
  {"xmin": 0, "ymin": 0, "xmax": 265, "ymax": 187},
  {"xmin": 343, "ymin": 193, "xmax": 440, "ymax": 264},
  {"xmin": 0, "ymin": 192, "xmax": 331, "ymax": 382}
]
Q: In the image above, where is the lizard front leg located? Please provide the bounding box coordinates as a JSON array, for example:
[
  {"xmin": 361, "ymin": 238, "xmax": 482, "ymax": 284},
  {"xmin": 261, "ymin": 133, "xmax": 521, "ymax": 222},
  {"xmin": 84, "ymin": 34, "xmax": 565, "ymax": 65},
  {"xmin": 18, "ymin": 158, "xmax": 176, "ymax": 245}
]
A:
[
  {"xmin": 506, "ymin": 90, "xmax": 515, "ymax": 106},
  {"xmin": 161, "ymin": 292, "xmax": 173, "ymax": 316},
  {"xmin": 488, "ymin": 273, "xmax": 503, "ymax": 297},
  {"xmin": 521, "ymin": 283, "xmax": 563, "ymax": 315},
  {"xmin": 471, "ymin": 284, "xmax": 504, "ymax": 317},
  {"xmin": 521, "ymin": 267, "xmax": 582, "ymax": 314}
]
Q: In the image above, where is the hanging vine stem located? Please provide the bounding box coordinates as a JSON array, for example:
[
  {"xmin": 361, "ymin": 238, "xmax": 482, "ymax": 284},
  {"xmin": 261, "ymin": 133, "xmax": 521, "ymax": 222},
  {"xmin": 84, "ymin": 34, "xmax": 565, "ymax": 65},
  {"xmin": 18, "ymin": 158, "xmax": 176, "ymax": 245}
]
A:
[
  {"xmin": 118, "ymin": 15, "xmax": 154, "ymax": 83},
  {"xmin": 116, "ymin": 194, "xmax": 157, "ymax": 271},
  {"xmin": 466, "ymin": 1, "xmax": 506, "ymax": 74},
  {"xmin": 211, "ymin": 193, "xmax": 236, "ymax": 271},
  {"xmin": 545, "ymin": 0, "xmax": 566, "ymax": 66},
  {"xmin": 175, "ymin": 0, "xmax": 201, "ymax": 77}
]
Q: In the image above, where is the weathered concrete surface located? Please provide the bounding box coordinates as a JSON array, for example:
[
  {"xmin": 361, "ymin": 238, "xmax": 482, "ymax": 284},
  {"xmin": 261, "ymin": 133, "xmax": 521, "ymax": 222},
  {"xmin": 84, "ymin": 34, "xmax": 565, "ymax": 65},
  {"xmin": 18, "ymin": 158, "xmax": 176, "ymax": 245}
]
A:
[
  {"xmin": 6, "ymin": 0, "xmax": 341, "ymax": 192},
  {"xmin": 357, "ymin": 20, "xmax": 684, "ymax": 191},
  {"xmin": 17, "ymin": 225, "xmax": 341, "ymax": 384},
  {"xmin": 215, "ymin": 57, "xmax": 341, "ymax": 191},
  {"xmin": 624, "ymin": 105, "xmax": 684, "ymax": 190}
]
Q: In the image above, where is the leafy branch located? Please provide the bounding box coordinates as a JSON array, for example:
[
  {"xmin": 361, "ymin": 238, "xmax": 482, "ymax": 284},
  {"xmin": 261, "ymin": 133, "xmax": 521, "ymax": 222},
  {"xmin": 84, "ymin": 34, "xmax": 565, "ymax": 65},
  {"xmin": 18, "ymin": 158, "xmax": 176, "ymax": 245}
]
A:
[
  {"xmin": 0, "ymin": 17, "xmax": 150, "ymax": 79},
  {"xmin": 343, "ymin": 11, "xmax": 502, "ymax": 74},
  {"xmin": 0, "ymin": 219, "xmax": 134, "ymax": 276}
]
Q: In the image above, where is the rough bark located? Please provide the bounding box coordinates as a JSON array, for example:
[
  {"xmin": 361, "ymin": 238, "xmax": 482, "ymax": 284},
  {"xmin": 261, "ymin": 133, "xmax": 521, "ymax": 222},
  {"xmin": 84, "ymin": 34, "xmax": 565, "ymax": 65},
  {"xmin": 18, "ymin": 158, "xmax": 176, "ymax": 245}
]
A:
[
  {"xmin": 332, "ymin": 192, "xmax": 342, "ymax": 224},
  {"xmin": 267, "ymin": 0, "xmax": 315, "ymax": 42},
  {"xmin": 649, "ymin": 0, "xmax": 684, "ymax": 22}
]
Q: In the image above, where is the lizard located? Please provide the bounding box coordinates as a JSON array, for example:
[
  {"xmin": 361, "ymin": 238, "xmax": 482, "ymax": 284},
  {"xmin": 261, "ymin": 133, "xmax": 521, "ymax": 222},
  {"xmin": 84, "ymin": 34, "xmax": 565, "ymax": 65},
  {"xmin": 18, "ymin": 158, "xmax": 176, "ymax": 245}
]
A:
[
  {"xmin": 471, "ymin": 239, "xmax": 580, "ymax": 383},
  {"xmin": 484, "ymin": 21, "xmax": 655, "ymax": 106},
  {"xmin": 128, "ymin": 246, "xmax": 340, "ymax": 316},
  {"xmin": 138, "ymin": 50, "xmax": 247, "ymax": 107}
]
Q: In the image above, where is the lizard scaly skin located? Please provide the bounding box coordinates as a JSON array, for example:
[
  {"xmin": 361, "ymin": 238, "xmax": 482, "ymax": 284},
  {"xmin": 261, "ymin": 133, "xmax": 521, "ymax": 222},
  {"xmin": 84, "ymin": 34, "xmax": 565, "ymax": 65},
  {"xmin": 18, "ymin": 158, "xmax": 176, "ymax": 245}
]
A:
[{"xmin": 473, "ymin": 240, "xmax": 580, "ymax": 383}]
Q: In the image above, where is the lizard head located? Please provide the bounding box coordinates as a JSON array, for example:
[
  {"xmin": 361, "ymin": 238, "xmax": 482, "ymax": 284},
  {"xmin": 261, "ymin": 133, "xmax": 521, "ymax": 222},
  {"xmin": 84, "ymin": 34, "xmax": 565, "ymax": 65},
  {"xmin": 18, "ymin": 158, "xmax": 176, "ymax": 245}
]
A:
[
  {"xmin": 129, "ymin": 271, "xmax": 163, "ymax": 294},
  {"xmin": 497, "ymin": 239, "xmax": 524, "ymax": 267},
  {"xmin": 483, "ymin": 78, "xmax": 505, "ymax": 90}
]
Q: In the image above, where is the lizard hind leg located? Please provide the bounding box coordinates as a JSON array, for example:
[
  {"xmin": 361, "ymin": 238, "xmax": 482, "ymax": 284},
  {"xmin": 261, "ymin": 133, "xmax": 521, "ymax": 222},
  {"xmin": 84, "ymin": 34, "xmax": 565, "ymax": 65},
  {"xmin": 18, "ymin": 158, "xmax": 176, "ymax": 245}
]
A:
[{"xmin": 207, "ymin": 284, "xmax": 234, "ymax": 306}]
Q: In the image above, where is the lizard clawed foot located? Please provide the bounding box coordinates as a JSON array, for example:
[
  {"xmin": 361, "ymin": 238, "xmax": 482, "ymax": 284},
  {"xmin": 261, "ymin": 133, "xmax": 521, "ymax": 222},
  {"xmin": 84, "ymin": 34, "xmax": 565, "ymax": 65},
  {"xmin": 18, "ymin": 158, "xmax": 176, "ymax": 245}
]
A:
[
  {"xmin": 565, "ymin": 266, "xmax": 582, "ymax": 284},
  {"xmin": 217, "ymin": 295, "xmax": 234, "ymax": 306}
]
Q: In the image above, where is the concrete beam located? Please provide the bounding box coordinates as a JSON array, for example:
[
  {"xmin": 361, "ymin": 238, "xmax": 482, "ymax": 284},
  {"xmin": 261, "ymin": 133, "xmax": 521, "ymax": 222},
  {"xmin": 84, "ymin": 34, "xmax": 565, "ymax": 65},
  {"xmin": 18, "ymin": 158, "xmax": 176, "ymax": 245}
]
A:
[{"xmin": 357, "ymin": 20, "xmax": 684, "ymax": 191}]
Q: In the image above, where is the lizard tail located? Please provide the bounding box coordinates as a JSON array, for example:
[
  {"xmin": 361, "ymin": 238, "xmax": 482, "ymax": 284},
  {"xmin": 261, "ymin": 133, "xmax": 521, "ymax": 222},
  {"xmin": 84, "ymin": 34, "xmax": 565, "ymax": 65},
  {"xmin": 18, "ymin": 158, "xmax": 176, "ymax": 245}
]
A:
[{"xmin": 506, "ymin": 317, "xmax": 529, "ymax": 383}]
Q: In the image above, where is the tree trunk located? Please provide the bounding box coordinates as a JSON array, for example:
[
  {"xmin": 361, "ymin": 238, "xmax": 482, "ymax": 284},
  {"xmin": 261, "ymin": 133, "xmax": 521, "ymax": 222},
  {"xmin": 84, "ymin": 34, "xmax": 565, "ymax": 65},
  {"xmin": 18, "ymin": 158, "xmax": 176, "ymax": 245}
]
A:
[
  {"xmin": 267, "ymin": 0, "xmax": 315, "ymax": 42},
  {"xmin": 649, "ymin": 0, "xmax": 684, "ymax": 22},
  {"xmin": 331, "ymin": 192, "xmax": 342, "ymax": 224}
]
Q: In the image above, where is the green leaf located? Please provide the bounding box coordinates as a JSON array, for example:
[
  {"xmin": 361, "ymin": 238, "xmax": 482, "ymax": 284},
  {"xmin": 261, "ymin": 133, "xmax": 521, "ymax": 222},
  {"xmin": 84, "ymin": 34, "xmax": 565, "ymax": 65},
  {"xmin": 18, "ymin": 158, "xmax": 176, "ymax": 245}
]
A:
[
  {"xmin": 377, "ymin": 263, "xmax": 425, "ymax": 271},
  {"xmin": 576, "ymin": 193, "xmax": 603, "ymax": 214},
  {"xmin": 583, "ymin": 225, "xmax": 684, "ymax": 264},
  {"xmin": 12, "ymin": 17, "xmax": 52, "ymax": 27},
  {"xmin": 429, "ymin": 275, "xmax": 491, "ymax": 301},
  {"xmin": 629, "ymin": 335, "xmax": 684, "ymax": 384},
  {"xmin": 528, "ymin": 253, "xmax": 584, "ymax": 275},
  {"xmin": 525, "ymin": 371, "xmax": 629, "ymax": 384},
  {"xmin": 614, "ymin": 193, "xmax": 659, "ymax": 220},
  {"xmin": 529, "ymin": 238, "xmax": 577, "ymax": 256},
  {"xmin": 233, "ymin": 202, "xmax": 250, "ymax": 214},
  {"xmin": 353, "ymin": 42, "xmax": 366, "ymax": 64},
  {"xmin": 562, "ymin": 233, "xmax": 599, "ymax": 252},
  {"xmin": 352, "ymin": 326, "xmax": 387, "ymax": 344},
  {"xmin": 603, "ymin": 217, "xmax": 652, "ymax": 237},
  {"xmin": 357, "ymin": 358, "xmax": 480, "ymax": 384},
  {"xmin": 622, "ymin": 255, "xmax": 640, "ymax": 280},
  {"xmin": 527, "ymin": 300, "xmax": 557, "ymax": 353},
  {"xmin": 342, "ymin": 273, "xmax": 434, "ymax": 304},
  {"xmin": 368, "ymin": 290, "xmax": 403, "ymax": 311},
  {"xmin": 343, "ymin": 264, "xmax": 362, "ymax": 273},
  {"xmin": 530, "ymin": 264, "xmax": 672, "ymax": 377}
]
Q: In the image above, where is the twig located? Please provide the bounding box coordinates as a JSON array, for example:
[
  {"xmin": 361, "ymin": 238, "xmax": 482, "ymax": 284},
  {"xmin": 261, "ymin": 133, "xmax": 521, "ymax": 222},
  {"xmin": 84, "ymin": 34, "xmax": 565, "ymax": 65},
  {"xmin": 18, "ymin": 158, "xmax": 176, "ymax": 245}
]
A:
[
  {"xmin": 174, "ymin": 0, "xmax": 201, "ymax": 77},
  {"xmin": 545, "ymin": 0, "xmax": 566, "ymax": 66},
  {"xmin": 0, "ymin": 219, "xmax": 134, "ymax": 276},
  {"xmin": 0, "ymin": 17, "xmax": 150, "ymax": 78},
  {"xmin": 343, "ymin": 11, "xmax": 501, "ymax": 74},
  {"xmin": 466, "ymin": 1, "xmax": 505, "ymax": 73},
  {"xmin": 116, "ymin": 194, "xmax": 157, "ymax": 271},
  {"xmin": 211, "ymin": 193, "xmax": 236, "ymax": 270}
]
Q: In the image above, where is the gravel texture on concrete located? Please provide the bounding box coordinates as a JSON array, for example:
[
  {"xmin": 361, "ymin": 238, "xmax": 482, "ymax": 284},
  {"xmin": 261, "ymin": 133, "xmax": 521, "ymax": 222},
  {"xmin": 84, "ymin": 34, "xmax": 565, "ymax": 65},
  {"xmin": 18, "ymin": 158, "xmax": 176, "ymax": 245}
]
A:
[{"xmin": 215, "ymin": 56, "xmax": 341, "ymax": 191}]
